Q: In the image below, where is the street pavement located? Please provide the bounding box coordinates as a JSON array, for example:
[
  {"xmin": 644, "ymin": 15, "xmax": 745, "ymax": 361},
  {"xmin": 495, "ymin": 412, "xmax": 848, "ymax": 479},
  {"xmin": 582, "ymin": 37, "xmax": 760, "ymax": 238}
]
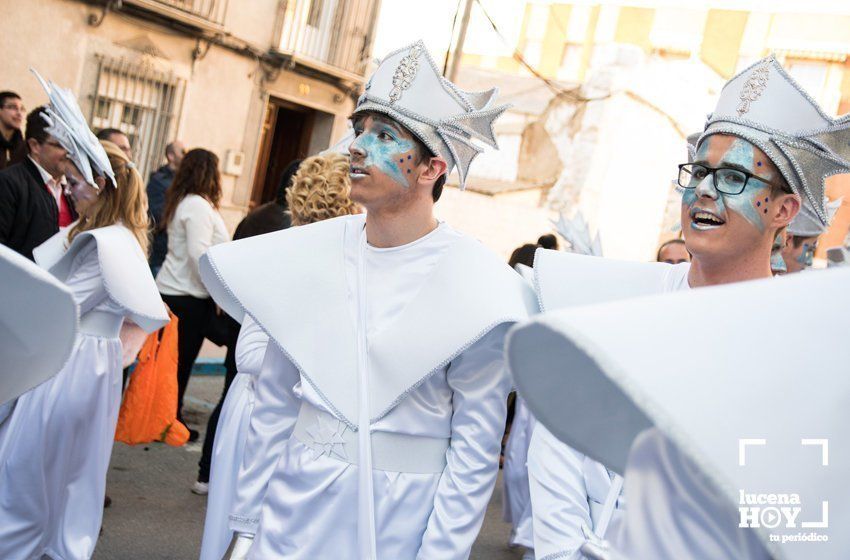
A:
[{"xmin": 94, "ymin": 375, "xmax": 526, "ymax": 560}]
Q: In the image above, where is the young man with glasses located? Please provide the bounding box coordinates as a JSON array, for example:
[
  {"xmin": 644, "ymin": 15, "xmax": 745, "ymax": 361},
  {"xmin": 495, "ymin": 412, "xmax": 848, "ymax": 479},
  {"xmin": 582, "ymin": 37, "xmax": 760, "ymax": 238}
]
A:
[
  {"xmin": 0, "ymin": 106, "xmax": 76, "ymax": 260},
  {"xmin": 519, "ymin": 55, "xmax": 846, "ymax": 559},
  {"xmin": 0, "ymin": 91, "xmax": 26, "ymax": 170}
]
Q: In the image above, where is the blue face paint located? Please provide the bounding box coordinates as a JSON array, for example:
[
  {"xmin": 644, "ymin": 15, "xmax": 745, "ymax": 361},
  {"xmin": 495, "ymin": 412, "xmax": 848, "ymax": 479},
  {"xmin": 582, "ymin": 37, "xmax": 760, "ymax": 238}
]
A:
[
  {"xmin": 351, "ymin": 122, "xmax": 416, "ymax": 188},
  {"xmin": 797, "ymin": 242, "xmax": 815, "ymax": 267},
  {"xmin": 770, "ymin": 250, "xmax": 787, "ymax": 274},
  {"xmin": 722, "ymin": 139, "xmax": 770, "ymax": 233},
  {"xmin": 684, "ymin": 138, "xmax": 772, "ymax": 233}
]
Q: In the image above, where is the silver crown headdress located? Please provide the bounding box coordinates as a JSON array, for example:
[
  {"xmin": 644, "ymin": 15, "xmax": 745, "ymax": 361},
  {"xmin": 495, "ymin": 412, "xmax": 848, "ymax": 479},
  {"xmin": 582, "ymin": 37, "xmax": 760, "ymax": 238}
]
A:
[
  {"xmin": 31, "ymin": 69, "xmax": 115, "ymax": 189},
  {"xmin": 353, "ymin": 40, "xmax": 509, "ymax": 188},
  {"xmin": 697, "ymin": 55, "xmax": 850, "ymax": 235},
  {"xmin": 552, "ymin": 211, "xmax": 602, "ymax": 257},
  {"xmin": 685, "ymin": 132, "xmax": 700, "ymax": 164},
  {"xmin": 789, "ymin": 196, "xmax": 842, "ymax": 237}
]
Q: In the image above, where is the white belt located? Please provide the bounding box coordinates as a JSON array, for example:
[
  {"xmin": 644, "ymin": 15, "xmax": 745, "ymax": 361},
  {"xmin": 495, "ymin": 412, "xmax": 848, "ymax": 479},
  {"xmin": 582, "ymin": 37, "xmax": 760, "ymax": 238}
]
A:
[
  {"xmin": 292, "ymin": 401, "xmax": 449, "ymax": 474},
  {"xmin": 79, "ymin": 310, "xmax": 123, "ymax": 338}
]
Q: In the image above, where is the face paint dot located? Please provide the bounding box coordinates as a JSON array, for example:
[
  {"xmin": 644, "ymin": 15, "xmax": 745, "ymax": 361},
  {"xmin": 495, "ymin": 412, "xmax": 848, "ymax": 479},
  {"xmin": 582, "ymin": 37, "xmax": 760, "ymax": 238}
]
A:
[
  {"xmin": 757, "ymin": 201, "xmax": 761, "ymax": 207},
  {"xmin": 764, "ymin": 209, "xmax": 768, "ymax": 214},
  {"xmin": 765, "ymin": 197, "xmax": 769, "ymax": 202},
  {"xmin": 757, "ymin": 161, "xmax": 762, "ymax": 167},
  {"xmin": 399, "ymin": 158, "xmax": 404, "ymax": 163},
  {"xmin": 407, "ymin": 155, "xmax": 412, "ymax": 160},
  {"xmin": 407, "ymin": 169, "xmax": 411, "ymax": 174}
]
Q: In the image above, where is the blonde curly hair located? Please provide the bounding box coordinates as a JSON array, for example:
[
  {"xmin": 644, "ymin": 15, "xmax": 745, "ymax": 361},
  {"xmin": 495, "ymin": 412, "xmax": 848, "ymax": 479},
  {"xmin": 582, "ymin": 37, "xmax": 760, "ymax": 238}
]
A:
[{"xmin": 286, "ymin": 153, "xmax": 361, "ymax": 226}]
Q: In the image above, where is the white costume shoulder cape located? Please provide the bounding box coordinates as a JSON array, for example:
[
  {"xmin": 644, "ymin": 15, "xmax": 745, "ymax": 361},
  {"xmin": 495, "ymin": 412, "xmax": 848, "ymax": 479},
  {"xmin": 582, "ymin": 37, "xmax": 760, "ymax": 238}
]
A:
[
  {"xmin": 508, "ymin": 268, "xmax": 850, "ymax": 560},
  {"xmin": 534, "ymin": 249, "xmax": 684, "ymax": 311},
  {"xmin": 33, "ymin": 224, "xmax": 168, "ymax": 333},
  {"xmin": 0, "ymin": 244, "xmax": 78, "ymax": 405},
  {"xmin": 200, "ymin": 214, "xmax": 536, "ymax": 428}
]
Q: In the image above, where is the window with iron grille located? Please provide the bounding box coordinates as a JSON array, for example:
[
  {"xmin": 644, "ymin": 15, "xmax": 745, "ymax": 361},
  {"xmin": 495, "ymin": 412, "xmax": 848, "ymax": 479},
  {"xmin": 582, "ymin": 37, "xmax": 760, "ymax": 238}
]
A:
[{"xmin": 89, "ymin": 55, "xmax": 186, "ymax": 180}]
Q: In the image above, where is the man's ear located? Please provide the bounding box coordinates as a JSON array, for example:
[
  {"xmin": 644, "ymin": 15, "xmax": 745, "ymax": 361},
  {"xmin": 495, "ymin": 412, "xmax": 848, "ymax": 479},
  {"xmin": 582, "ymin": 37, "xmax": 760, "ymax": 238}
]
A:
[
  {"xmin": 420, "ymin": 156, "xmax": 448, "ymax": 183},
  {"xmin": 773, "ymin": 193, "xmax": 801, "ymax": 229},
  {"xmin": 27, "ymin": 138, "xmax": 40, "ymax": 155}
]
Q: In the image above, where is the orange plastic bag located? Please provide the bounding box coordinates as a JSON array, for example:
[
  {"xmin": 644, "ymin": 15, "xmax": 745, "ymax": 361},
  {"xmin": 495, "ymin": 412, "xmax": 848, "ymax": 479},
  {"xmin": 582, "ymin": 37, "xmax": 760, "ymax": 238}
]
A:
[{"xmin": 115, "ymin": 312, "xmax": 190, "ymax": 446}]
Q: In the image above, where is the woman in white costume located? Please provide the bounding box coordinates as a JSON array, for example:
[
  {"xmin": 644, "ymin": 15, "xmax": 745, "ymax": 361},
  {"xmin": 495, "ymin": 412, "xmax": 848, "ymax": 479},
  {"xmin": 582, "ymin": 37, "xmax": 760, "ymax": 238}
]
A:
[
  {"xmin": 198, "ymin": 153, "xmax": 361, "ymax": 560},
  {"xmin": 0, "ymin": 73, "xmax": 168, "ymax": 560}
]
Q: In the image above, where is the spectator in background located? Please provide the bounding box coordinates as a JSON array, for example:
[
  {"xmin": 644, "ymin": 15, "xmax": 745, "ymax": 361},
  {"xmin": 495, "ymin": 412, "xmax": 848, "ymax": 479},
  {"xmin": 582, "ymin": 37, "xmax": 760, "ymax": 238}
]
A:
[
  {"xmin": 509, "ymin": 243, "xmax": 538, "ymax": 270},
  {"xmin": 147, "ymin": 140, "xmax": 186, "ymax": 275},
  {"xmin": 0, "ymin": 107, "xmax": 75, "ymax": 259},
  {"xmin": 193, "ymin": 158, "xmax": 300, "ymax": 495},
  {"xmin": 0, "ymin": 91, "xmax": 26, "ymax": 170},
  {"xmin": 96, "ymin": 128, "xmax": 133, "ymax": 159},
  {"xmin": 537, "ymin": 233, "xmax": 558, "ymax": 251},
  {"xmin": 156, "ymin": 149, "xmax": 229, "ymax": 441},
  {"xmin": 656, "ymin": 238, "xmax": 690, "ymax": 264}
]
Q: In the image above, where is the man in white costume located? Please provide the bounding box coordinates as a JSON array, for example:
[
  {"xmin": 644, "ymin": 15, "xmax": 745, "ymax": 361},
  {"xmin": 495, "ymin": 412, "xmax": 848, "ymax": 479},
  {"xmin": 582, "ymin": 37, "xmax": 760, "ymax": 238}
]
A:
[
  {"xmin": 200, "ymin": 40, "xmax": 535, "ymax": 559},
  {"xmin": 778, "ymin": 197, "xmax": 840, "ymax": 273},
  {"xmin": 508, "ymin": 266, "xmax": 850, "ymax": 560},
  {"xmin": 512, "ymin": 54, "xmax": 850, "ymax": 559},
  {"xmin": 501, "ymin": 212, "xmax": 602, "ymax": 560}
]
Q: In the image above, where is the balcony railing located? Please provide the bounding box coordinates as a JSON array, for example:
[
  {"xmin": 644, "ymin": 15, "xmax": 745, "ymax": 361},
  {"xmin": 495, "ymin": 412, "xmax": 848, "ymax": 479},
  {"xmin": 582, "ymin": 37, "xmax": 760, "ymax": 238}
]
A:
[
  {"xmin": 123, "ymin": 0, "xmax": 228, "ymax": 29},
  {"xmin": 278, "ymin": 0, "xmax": 381, "ymax": 82}
]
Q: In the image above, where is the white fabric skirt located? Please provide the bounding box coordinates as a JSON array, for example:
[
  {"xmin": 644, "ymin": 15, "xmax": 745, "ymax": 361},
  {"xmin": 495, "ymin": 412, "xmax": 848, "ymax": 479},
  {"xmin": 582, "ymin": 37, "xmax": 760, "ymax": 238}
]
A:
[
  {"xmin": 0, "ymin": 334, "xmax": 122, "ymax": 560},
  {"xmin": 200, "ymin": 372, "xmax": 255, "ymax": 560}
]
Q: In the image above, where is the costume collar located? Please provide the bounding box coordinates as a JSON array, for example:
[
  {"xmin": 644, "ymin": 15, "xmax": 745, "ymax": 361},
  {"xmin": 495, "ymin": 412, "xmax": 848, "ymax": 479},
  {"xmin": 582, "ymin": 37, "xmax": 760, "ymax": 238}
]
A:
[
  {"xmin": 34, "ymin": 224, "xmax": 168, "ymax": 333},
  {"xmin": 201, "ymin": 214, "xmax": 534, "ymax": 427}
]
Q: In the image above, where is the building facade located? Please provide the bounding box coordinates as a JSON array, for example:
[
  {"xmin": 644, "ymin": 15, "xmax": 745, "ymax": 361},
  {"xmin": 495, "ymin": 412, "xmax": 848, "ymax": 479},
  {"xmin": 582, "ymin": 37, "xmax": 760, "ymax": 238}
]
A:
[
  {"xmin": 3, "ymin": 0, "xmax": 380, "ymax": 227},
  {"xmin": 373, "ymin": 1, "xmax": 850, "ymax": 260}
]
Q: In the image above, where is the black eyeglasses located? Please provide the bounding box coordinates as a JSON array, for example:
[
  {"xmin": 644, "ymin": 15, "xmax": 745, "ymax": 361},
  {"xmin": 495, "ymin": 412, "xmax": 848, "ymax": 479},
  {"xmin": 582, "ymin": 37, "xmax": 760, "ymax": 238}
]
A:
[
  {"xmin": 42, "ymin": 140, "xmax": 65, "ymax": 150},
  {"xmin": 677, "ymin": 163, "xmax": 783, "ymax": 195}
]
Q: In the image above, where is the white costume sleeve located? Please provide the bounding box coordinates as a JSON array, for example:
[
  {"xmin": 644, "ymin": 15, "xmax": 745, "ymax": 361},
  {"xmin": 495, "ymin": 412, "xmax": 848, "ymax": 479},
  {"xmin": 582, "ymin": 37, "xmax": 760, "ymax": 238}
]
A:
[
  {"xmin": 229, "ymin": 342, "xmax": 300, "ymax": 534},
  {"xmin": 417, "ymin": 324, "xmax": 512, "ymax": 559},
  {"xmin": 614, "ymin": 429, "xmax": 770, "ymax": 560},
  {"xmin": 528, "ymin": 424, "xmax": 593, "ymax": 560},
  {"xmin": 234, "ymin": 316, "xmax": 269, "ymax": 375},
  {"xmin": 64, "ymin": 241, "xmax": 107, "ymax": 314}
]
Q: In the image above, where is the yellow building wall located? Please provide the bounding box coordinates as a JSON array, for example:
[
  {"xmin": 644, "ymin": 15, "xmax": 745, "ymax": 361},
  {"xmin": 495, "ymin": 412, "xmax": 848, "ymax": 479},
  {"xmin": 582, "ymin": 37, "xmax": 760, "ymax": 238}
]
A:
[
  {"xmin": 539, "ymin": 4, "xmax": 572, "ymax": 78},
  {"xmin": 614, "ymin": 7, "xmax": 655, "ymax": 52},
  {"xmin": 839, "ymin": 61, "xmax": 850, "ymax": 115},
  {"xmin": 517, "ymin": 4, "xmax": 535, "ymax": 58},
  {"xmin": 816, "ymin": 175, "xmax": 850, "ymax": 258},
  {"xmin": 577, "ymin": 5, "xmax": 601, "ymax": 82},
  {"xmin": 700, "ymin": 9, "xmax": 749, "ymax": 78}
]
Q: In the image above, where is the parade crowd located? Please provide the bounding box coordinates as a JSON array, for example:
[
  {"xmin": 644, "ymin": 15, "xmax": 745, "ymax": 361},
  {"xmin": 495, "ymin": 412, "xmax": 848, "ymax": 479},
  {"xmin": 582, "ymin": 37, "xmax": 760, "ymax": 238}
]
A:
[{"xmin": 0, "ymin": 40, "xmax": 847, "ymax": 560}]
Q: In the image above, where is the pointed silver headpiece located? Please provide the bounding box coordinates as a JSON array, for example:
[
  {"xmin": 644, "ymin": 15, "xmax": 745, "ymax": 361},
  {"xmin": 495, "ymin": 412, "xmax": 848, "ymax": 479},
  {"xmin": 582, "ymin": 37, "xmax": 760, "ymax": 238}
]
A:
[
  {"xmin": 551, "ymin": 211, "xmax": 602, "ymax": 257},
  {"xmin": 353, "ymin": 40, "xmax": 509, "ymax": 188},
  {"xmin": 698, "ymin": 55, "xmax": 850, "ymax": 235},
  {"xmin": 31, "ymin": 69, "xmax": 115, "ymax": 189}
]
